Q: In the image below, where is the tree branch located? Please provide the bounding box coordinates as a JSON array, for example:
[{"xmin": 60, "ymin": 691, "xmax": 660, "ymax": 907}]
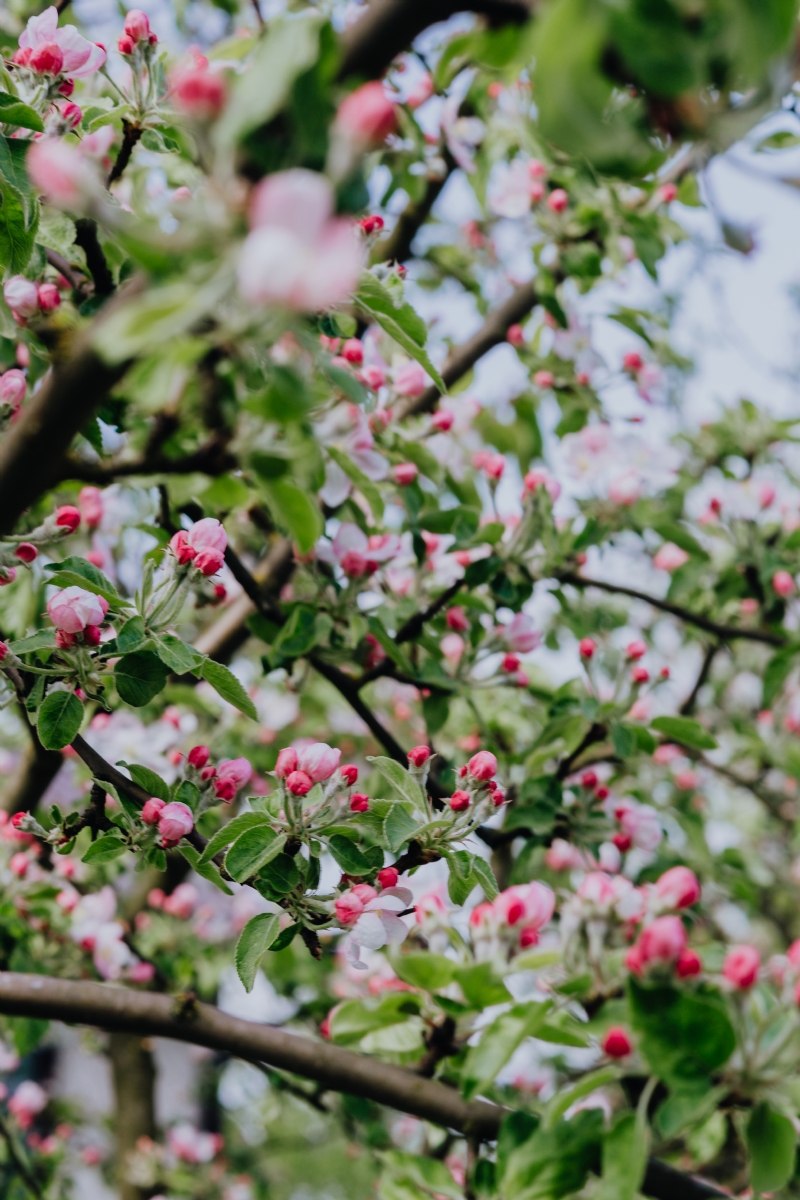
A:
[
  {"xmin": 396, "ymin": 281, "xmax": 537, "ymax": 419},
  {"xmin": 557, "ymin": 572, "xmax": 785, "ymax": 647},
  {"xmin": 680, "ymin": 642, "xmax": 720, "ymax": 716},
  {"xmin": 372, "ymin": 154, "xmax": 456, "ymax": 266},
  {"xmin": 73, "ymin": 218, "xmax": 115, "ymax": 297},
  {"xmin": 107, "ymin": 120, "xmax": 143, "ymax": 188},
  {"xmin": 61, "ymin": 434, "xmax": 237, "ymax": 486},
  {"xmin": 0, "ymin": 972, "xmax": 728, "ymax": 1200}
]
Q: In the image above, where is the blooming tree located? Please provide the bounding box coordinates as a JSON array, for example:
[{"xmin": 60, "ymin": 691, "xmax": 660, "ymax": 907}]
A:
[{"xmin": 0, "ymin": 0, "xmax": 798, "ymax": 1198}]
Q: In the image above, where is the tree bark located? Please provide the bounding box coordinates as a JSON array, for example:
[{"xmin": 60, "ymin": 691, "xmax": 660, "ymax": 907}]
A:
[{"xmin": 108, "ymin": 1032, "xmax": 157, "ymax": 1200}]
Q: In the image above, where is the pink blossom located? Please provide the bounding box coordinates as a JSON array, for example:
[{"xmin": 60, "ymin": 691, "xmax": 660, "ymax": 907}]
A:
[
  {"xmin": 393, "ymin": 362, "xmax": 427, "ymax": 398},
  {"xmin": 162, "ymin": 882, "xmax": 199, "ymax": 919},
  {"xmin": 637, "ymin": 915, "xmax": 687, "ymax": 967},
  {"xmin": 446, "ymin": 606, "xmax": 470, "ymax": 632},
  {"xmin": 0, "ymin": 369, "xmax": 27, "ymax": 409},
  {"xmin": 130, "ymin": 962, "xmax": 155, "ymax": 984},
  {"xmin": 408, "ymin": 746, "xmax": 430, "ymax": 768},
  {"xmin": 158, "ymin": 801, "xmax": 194, "ymax": 848},
  {"xmin": 544, "ymin": 838, "xmax": 586, "ymax": 870},
  {"xmin": 8, "ymin": 1081, "xmax": 47, "ymax": 1126},
  {"xmin": 335, "ymin": 892, "xmax": 364, "ymax": 926},
  {"xmin": 18, "ymin": 8, "xmax": 105, "ymax": 77},
  {"xmin": 773, "ymin": 570, "xmax": 794, "ymax": 597},
  {"xmin": 523, "ymin": 470, "xmax": 561, "ymax": 501},
  {"xmin": 653, "ymin": 542, "xmax": 688, "ymax": 571},
  {"xmin": 335, "ymin": 81, "xmax": 397, "ymax": 145},
  {"xmin": 123, "ymin": 9, "xmax": 151, "ymax": 40},
  {"xmin": 415, "ymin": 892, "xmax": 447, "ymax": 925},
  {"xmin": 578, "ymin": 871, "xmax": 618, "ymax": 910},
  {"xmin": 393, "ymin": 462, "xmax": 418, "ymax": 486},
  {"xmin": 4, "ymin": 277, "xmax": 39, "ymax": 319},
  {"xmin": 504, "ymin": 613, "xmax": 542, "ymax": 653},
  {"xmin": 297, "ymin": 742, "xmax": 341, "ymax": 783},
  {"xmin": 27, "ymin": 138, "xmax": 94, "ymax": 209},
  {"xmin": 346, "ymin": 887, "xmax": 412, "ymax": 968},
  {"xmin": 654, "ymin": 866, "xmax": 701, "ymax": 909},
  {"xmin": 188, "ymin": 517, "xmax": 226, "ymax": 575},
  {"xmin": 608, "ymin": 472, "xmax": 643, "ymax": 506},
  {"xmin": 168, "ymin": 1124, "xmax": 222, "ymax": 1164},
  {"xmin": 239, "ymin": 170, "xmax": 362, "ymax": 313},
  {"xmin": 547, "ymin": 188, "xmax": 568, "ymax": 213},
  {"xmin": 653, "ymin": 743, "xmax": 682, "ymax": 765},
  {"xmin": 602, "ymin": 1027, "xmax": 632, "ymax": 1058},
  {"xmin": 616, "ymin": 801, "xmax": 662, "ymax": 851},
  {"xmin": 47, "ymin": 586, "xmax": 108, "ymax": 633},
  {"xmin": 38, "ymin": 283, "xmax": 60, "ymax": 313},
  {"xmin": 378, "ymin": 866, "xmax": 399, "ymax": 889},
  {"xmin": 78, "ymin": 486, "xmax": 103, "ymax": 529},
  {"xmin": 723, "ymin": 945, "xmax": 760, "ymax": 989},
  {"xmin": 286, "ymin": 771, "xmax": 313, "ymax": 796},
  {"xmin": 141, "ymin": 798, "xmax": 165, "ymax": 825},
  {"xmin": 171, "ymin": 63, "xmax": 226, "ymax": 121},
  {"xmin": 441, "ymin": 632, "xmax": 464, "ymax": 663},
  {"xmin": 214, "ymin": 757, "xmax": 252, "ymax": 801},
  {"xmin": 276, "ymin": 748, "xmax": 298, "ymax": 778},
  {"xmin": 431, "ymin": 409, "xmax": 454, "ymax": 432},
  {"xmin": 493, "ymin": 882, "xmax": 554, "ymax": 929},
  {"xmin": 467, "ymin": 750, "xmax": 497, "ymax": 781}
]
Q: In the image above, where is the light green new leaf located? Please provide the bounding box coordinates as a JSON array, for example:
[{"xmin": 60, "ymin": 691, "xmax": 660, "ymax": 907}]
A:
[
  {"xmin": 179, "ymin": 844, "xmax": 233, "ymax": 895},
  {"xmin": 0, "ymin": 93, "xmax": 44, "ymax": 132},
  {"xmin": 356, "ymin": 274, "xmax": 446, "ymax": 394},
  {"xmin": 596, "ymin": 1110, "xmax": 648, "ymax": 1200},
  {"xmin": 226, "ymin": 827, "xmax": 286, "ymax": 882},
  {"xmin": 201, "ymin": 659, "xmax": 258, "ymax": 720},
  {"xmin": 650, "ymin": 716, "xmax": 717, "ymax": 750},
  {"xmin": 199, "ymin": 812, "xmax": 271, "ymax": 864},
  {"xmin": 235, "ymin": 913, "xmax": 281, "ymax": 992},
  {"xmin": 260, "ymin": 478, "xmax": 323, "ymax": 554},
  {"xmin": 37, "ymin": 691, "xmax": 83, "ymax": 750},
  {"xmin": 367, "ymin": 756, "xmax": 428, "ymax": 813},
  {"xmin": 747, "ymin": 1102, "xmax": 797, "ymax": 1193},
  {"xmin": 82, "ymin": 834, "xmax": 128, "ymax": 863}
]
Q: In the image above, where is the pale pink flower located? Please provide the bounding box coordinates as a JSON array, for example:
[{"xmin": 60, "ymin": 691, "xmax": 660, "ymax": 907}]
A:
[
  {"xmin": 608, "ymin": 471, "xmax": 643, "ymax": 506},
  {"xmin": 654, "ymin": 866, "xmax": 701, "ymax": 910},
  {"xmin": 93, "ymin": 922, "xmax": 133, "ymax": 980},
  {"xmin": 47, "ymin": 586, "xmax": 108, "ymax": 633},
  {"xmin": 616, "ymin": 801, "xmax": 662, "ymax": 851},
  {"xmin": 493, "ymin": 882, "xmax": 554, "ymax": 929},
  {"xmin": 187, "ymin": 517, "xmax": 226, "ymax": 576},
  {"xmin": 504, "ymin": 613, "xmax": 541, "ymax": 654},
  {"xmin": 8, "ymin": 1081, "xmax": 47, "ymax": 1126},
  {"xmin": 578, "ymin": 871, "xmax": 618, "ymax": 911},
  {"xmin": 238, "ymin": 170, "xmax": 362, "ymax": 312},
  {"xmin": 722, "ymin": 945, "xmax": 760, "ymax": 989},
  {"xmin": 637, "ymin": 915, "xmax": 687, "ymax": 966},
  {"xmin": 0, "ymin": 369, "xmax": 27, "ymax": 409},
  {"xmin": 346, "ymin": 887, "xmax": 412, "ymax": 968},
  {"xmin": 158, "ymin": 802, "xmax": 194, "ymax": 848},
  {"xmin": 213, "ymin": 757, "xmax": 252, "ymax": 801},
  {"xmin": 523, "ymin": 470, "xmax": 561, "ymax": 501},
  {"xmin": 297, "ymin": 742, "xmax": 341, "ymax": 783},
  {"xmin": 3, "ymin": 277, "xmax": 39, "ymax": 319},
  {"xmin": 335, "ymin": 81, "xmax": 396, "ymax": 145},
  {"xmin": 79, "ymin": 486, "xmax": 103, "ymax": 529},
  {"xmin": 168, "ymin": 1123, "xmax": 222, "ymax": 1164},
  {"xmin": 653, "ymin": 743, "xmax": 682, "ymax": 765},
  {"xmin": 27, "ymin": 138, "xmax": 94, "ymax": 209},
  {"xmin": 393, "ymin": 361, "xmax": 428, "ymax": 398},
  {"xmin": 544, "ymin": 838, "xmax": 586, "ymax": 870},
  {"xmin": 18, "ymin": 8, "xmax": 106, "ymax": 78},
  {"xmin": 441, "ymin": 633, "xmax": 465, "ymax": 664},
  {"xmin": 162, "ymin": 882, "xmax": 199, "ymax": 919},
  {"xmin": 653, "ymin": 542, "xmax": 688, "ymax": 571}
]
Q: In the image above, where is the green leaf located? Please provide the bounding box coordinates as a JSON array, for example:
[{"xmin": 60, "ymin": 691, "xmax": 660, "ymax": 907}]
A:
[
  {"xmin": 273, "ymin": 605, "xmax": 318, "ymax": 658},
  {"xmin": 628, "ymin": 978, "xmax": 735, "ymax": 1085},
  {"xmin": 0, "ymin": 93, "xmax": 44, "ymax": 132},
  {"xmin": 114, "ymin": 651, "xmax": 169, "ymax": 707},
  {"xmin": 462, "ymin": 1002, "xmax": 553, "ymax": 1099},
  {"xmin": 367, "ymin": 756, "xmax": 428, "ymax": 813},
  {"xmin": 611, "ymin": 721, "xmax": 637, "ymax": 759},
  {"xmin": 445, "ymin": 849, "xmax": 477, "ymax": 906},
  {"xmin": 762, "ymin": 648, "xmax": 798, "ymax": 708},
  {"xmin": 383, "ymin": 803, "xmax": 418, "ymax": 853},
  {"xmin": 116, "ymin": 617, "xmax": 147, "ymax": 653},
  {"xmin": 747, "ymin": 1103, "xmax": 797, "ymax": 1193},
  {"xmin": 0, "ymin": 133, "xmax": 38, "ymax": 273},
  {"xmin": 235, "ymin": 913, "xmax": 281, "ymax": 992},
  {"xmin": 178, "ymin": 843, "xmax": 233, "ymax": 895},
  {"xmin": 199, "ymin": 811, "xmax": 271, "ymax": 864},
  {"xmin": 597, "ymin": 1110, "xmax": 648, "ymax": 1200},
  {"xmin": 755, "ymin": 130, "xmax": 800, "ymax": 152},
  {"xmin": 355, "ymin": 274, "xmax": 446, "ymax": 394},
  {"xmin": 270, "ymin": 922, "xmax": 300, "ymax": 952},
  {"xmin": 327, "ymin": 446, "xmax": 383, "ymax": 520},
  {"xmin": 201, "ymin": 659, "xmax": 258, "ymax": 720},
  {"xmin": 471, "ymin": 856, "xmax": 499, "ymax": 901},
  {"xmin": 392, "ymin": 953, "xmax": 456, "ymax": 991},
  {"xmin": 82, "ymin": 833, "xmax": 127, "ymax": 863},
  {"xmin": 650, "ymin": 716, "xmax": 717, "ymax": 750},
  {"xmin": 453, "ymin": 963, "xmax": 511, "ymax": 1009},
  {"xmin": 44, "ymin": 557, "xmax": 119, "ymax": 603},
  {"xmin": 156, "ymin": 633, "xmax": 204, "ymax": 675},
  {"xmin": 37, "ymin": 690, "xmax": 83, "ymax": 750},
  {"xmin": 260, "ymin": 478, "xmax": 323, "ymax": 554},
  {"xmin": 226, "ymin": 827, "xmax": 287, "ymax": 883},
  {"xmin": 9, "ymin": 630, "xmax": 56, "ymax": 654},
  {"xmin": 118, "ymin": 761, "xmax": 169, "ymax": 803},
  {"xmin": 381, "ymin": 1152, "xmax": 463, "ymax": 1200},
  {"xmin": 328, "ymin": 834, "xmax": 375, "ymax": 875}
]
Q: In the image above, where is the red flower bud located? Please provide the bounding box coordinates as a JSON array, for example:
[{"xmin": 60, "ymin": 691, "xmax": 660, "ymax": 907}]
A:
[
  {"xmin": 602, "ymin": 1026, "xmax": 632, "ymax": 1058},
  {"xmin": 579, "ymin": 638, "xmax": 595, "ymax": 659},
  {"xmin": 188, "ymin": 745, "xmax": 210, "ymax": 768},
  {"xmin": 450, "ymin": 790, "xmax": 470, "ymax": 812},
  {"xmin": 286, "ymin": 771, "xmax": 313, "ymax": 796},
  {"xmin": 349, "ymin": 793, "xmax": 369, "ymax": 812},
  {"xmin": 55, "ymin": 506, "xmax": 80, "ymax": 533},
  {"xmin": 14, "ymin": 543, "xmax": 37, "ymax": 563},
  {"xmin": 377, "ymin": 866, "xmax": 399, "ymax": 888},
  {"xmin": 340, "ymin": 764, "xmax": 359, "ymax": 785},
  {"xmin": 407, "ymin": 746, "xmax": 430, "ymax": 768}
]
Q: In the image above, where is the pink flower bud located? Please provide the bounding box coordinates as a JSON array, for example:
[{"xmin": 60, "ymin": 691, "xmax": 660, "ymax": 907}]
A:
[
  {"xmin": 78, "ymin": 486, "xmax": 103, "ymax": 529},
  {"xmin": 350, "ymin": 793, "xmax": 369, "ymax": 812},
  {"xmin": 14, "ymin": 543, "xmax": 37, "ymax": 563},
  {"xmin": 483, "ymin": 453, "xmax": 505, "ymax": 480},
  {"xmin": 148, "ymin": 888, "xmax": 165, "ymax": 908},
  {"xmin": 431, "ymin": 409, "xmax": 454, "ymax": 432},
  {"xmin": 547, "ymin": 188, "xmax": 568, "ymax": 213},
  {"xmin": 502, "ymin": 653, "xmax": 521, "ymax": 673},
  {"xmin": 172, "ymin": 65, "xmax": 226, "ymax": 121},
  {"xmin": 37, "ymin": 283, "xmax": 61, "ymax": 313},
  {"xmin": 340, "ymin": 764, "xmax": 358, "ymax": 785},
  {"xmin": 0, "ymin": 642, "xmax": 7, "ymax": 662},
  {"xmin": 363, "ymin": 366, "xmax": 386, "ymax": 391},
  {"xmin": 446, "ymin": 606, "xmax": 469, "ymax": 632},
  {"xmin": 581, "ymin": 770, "xmax": 598, "ymax": 788},
  {"xmin": 676, "ymin": 948, "xmax": 702, "ymax": 978},
  {"xmin": 352, "ymin": 884, "xmax": 377, "ymax": 904},
  {"xmin": 533, "ymin": 370, "xmax": 554, "ymax": 388},
  {"xmin": 408, "ymin": 746, "xmax": 430, "ymax": 768},
  {"xmin": 276, "ymin": 747, "xmax": 298, "ymax": 779},
  {"xmin": 626, "ymin": 640, "xmax": 647, "ymax": 660},
  {"xmin": 61, "ymin": 102, "xmax": 82, "ymax": 129},
  {"xmin": 335, "ymin": 892, "xmax": 364, "ymax": 926},
  {"xmin": 758, "ymin": 483, "xmax": 776, "ymax": 509},
  {"xmin": 130, "ymin": 961, "xmax": 155, "ymax": 984},
  {"xmin": 157, "ymin": 801, "xmax": 194, "ymax": 847},
  {"xmin": 170, "ymin": 530, "xmax": 195, "ymax": 564},
  {"xmin": 123, "ymin": 9, "xmax": 151, "ymax": 41},
  {"xmin": 773, "ymin": 570, "xmax": 794, "ymax": 597},
  {"xmin": 602, "ymin": 1027, "xmax": 632, "ymax": 1058},
  {"xmin": 10, "ymin": 852, "xmax": 28, "ymax": 878},
  {"xmin": 83, "ymin": 624, "xmax": 102, "ymax": 647},
  {"xmin": 188, "ymin": 745, "xmax": 210, "ymax": 769},
  {"xmin": 658, "ymin": 183, "xmax": 678, "ymax": 204},
  {"xmin": 653, "ymin": 542, "xmax": 688, "ymax": 571},
  {"xmin": 631, "ymin": 666, "xmax": 649, "ymax": 684},
  {"xmin": 141, "ymin": 798, "xmax": 165, "ymax": 825},
  {"xmin": 340, "ymin": 549, "xmax": 368, "ymax": 578},
  {"xmin": 467, "ymin": 750, "xmax": 498, "ymax": 781},
  {"xmin": 377, "ymin": 867, "xmax": 399, "ymax": 889},
  {"xmin": 0, "ymin": 369, "xmax": 26, "ymax": 409},
  {"xmin": 519, "ymin": 924, "xmax": 539, "ymax": 948},
  {"xmin": 623, "ymin": 351, "xmax": 644, "ymax": 372},
  {"xmin": 30, "ymin": 41, "xmax": 64, "ymax": 75},
  {"xmin": 393, "ymin": 462, "xmax": 418, "ymax": 487},
  {"xmin": 200, "ymin": 765, "xmax": 216, "ymax": 782},
  {"xmin": 335, "ymin": 81, "xmax": 397, "ymax": 145},
  {"xmin": 654, "ymin": 866, "xmax": 701, "ymax": 910},
  {"xmin": 523, "ymin": 470, "xmax": 561, "ymax": 501},
  {"xmin": 214, "ymin": 758, "xmax": 251, "ymax": 803},
  {"xmin": 450, "ymin": 790, "xmax": 470, "ymax": 812},
  {"xmin": 638, "ymin": 915, "xmax": 687, "ymax": 967},
  {"xmin": 4, "ymin": 277, "xmax": 39, "ymax": 319},
  {"xmin": 117, "ymin": 33, "xmax": 135, "ymax": 54},
  {"xmin": 56, "ymin": 506, "xmax": 80, "ymax": 533},
  {"xmin": 297, "ymin": 742, "xmax": 341, "ymax": 783},
  {"xmin": 342, "ymin": 339, "xmax": 364, "ymax": 365},
  {"xmin": 286, "ymin": 771, "xmax": 313, "ymax": 796},
  {"xmin": 359, "ymin": 215, "xmax": 385, "ymax": 234},
  {"xmin": 506, "ymin": 324, "xmax": 524, "ymax": 347},
  {"xmin": 491, "ymin": 788, "xmax": 505, "ymax": 807},
  {"xmin": 579, "ymin": 638, "xmax": 595, "ymax": 659},
  {"xmin": 47, "ymin": 586, "xmax": 107, "ymax": 633},
  {"xmin": 722, "ymin": 945, "xmax": 760, "ymax": 990}
]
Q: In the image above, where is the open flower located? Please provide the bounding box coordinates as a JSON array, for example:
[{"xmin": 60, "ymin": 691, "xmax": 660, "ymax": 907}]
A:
[
  {"xmin": 320, "ymin": 523, "xmax": 400, "ymax": 579},
  {"xmin": 238, "ymin": 170, "xmax": 362, "ymax": 312},
  {"xmin": 346, "ymin": 887, "xmax": 412, "ymax": 968},
  {"xmin": 47, "ymin": 586, "xmax": 109, "ymax": 634},
  {"xmin": 213, "ymin": 757, "xmax": 252, "ymax": 802},
  {"xmin": 16, "ymin": 7, "xmax": 106, "ymax": 79},
  {"xmin": 297, "ymin": 742, "xmax": 341, "ymax": 783}
]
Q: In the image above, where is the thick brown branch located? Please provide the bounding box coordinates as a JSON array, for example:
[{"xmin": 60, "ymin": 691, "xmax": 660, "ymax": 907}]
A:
[
  {"xmin": 680, "ymin": 642, "xmax": 720, "ymax": 716},
  {"xmin": 107, "ymin": 120, "xmax": 143, "ymax": 187},
  {"xmin": 558, "ymin": 572, "xmax": 785, "ymax": 647},
  {"xmin": 61, "ymin": 434, "xmax": 237, "ymax": 486},
  {"xmin": 372, "ymin": 155, "xmax": 455, "ymax": 266},
  {"xmin": 74, "ymin": 218, "xmax": 115, "ymax": 297},
  {"xmin": 0, "ymin": 972, "xmax": 727, "ymax": 1200},
  {"xmin": 397, "ymin": 281, "xmax": 537, "ymax": 419}
]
